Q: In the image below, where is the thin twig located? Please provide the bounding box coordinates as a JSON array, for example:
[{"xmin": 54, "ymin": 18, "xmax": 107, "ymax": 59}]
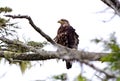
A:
[{"xmin": 80, "ymin": 60, "xmax": 116, "ymax": 79}]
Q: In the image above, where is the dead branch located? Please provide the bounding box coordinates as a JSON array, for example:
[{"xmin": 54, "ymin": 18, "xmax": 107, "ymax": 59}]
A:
[
  {"xmin": 80, "ymin": 60, "xmax": 116, "ymax": 79},
  {"xmin": 101, "ymin": 0, "xmax": 120, "ymax": 16},
  {"xmin": 5, "ymin": 15, "xmax": 56, "ymax": 45}
]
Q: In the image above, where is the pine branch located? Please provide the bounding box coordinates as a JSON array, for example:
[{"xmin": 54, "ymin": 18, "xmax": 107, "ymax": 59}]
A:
[{"xmin": 0, "ymin": 36, "xmax": 40, "ymax": 53}]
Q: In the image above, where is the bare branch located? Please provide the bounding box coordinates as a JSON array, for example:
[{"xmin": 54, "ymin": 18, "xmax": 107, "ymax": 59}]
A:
[
  {"xmin": 101, "ymin": 0, "xmax": 120, "ymax": 16},
  {"xmin": 101, "ymin": 0, "xmax": 120, "ymax": 9},
  {"xmin": 5, "ymin": 15, "xmax": 56, "ymax": 45},
  {"xmin": 80, "ymin": 60, "xmax": 116, "ymax": 79},
  {"xmin": 102, "ymin": 13, "xmax": 116, "ymax": 22}
]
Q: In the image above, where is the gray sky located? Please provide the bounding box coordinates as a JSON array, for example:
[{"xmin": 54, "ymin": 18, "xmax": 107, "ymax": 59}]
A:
[{"xmin": 0, "ymin": 0, "xmax": 120, "ymax": 81}]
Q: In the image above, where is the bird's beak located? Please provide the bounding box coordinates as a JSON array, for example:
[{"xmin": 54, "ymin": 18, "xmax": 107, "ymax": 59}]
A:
[{"xmin": 57, "ymin": 20, "xmax": 63, "ymax": 24}]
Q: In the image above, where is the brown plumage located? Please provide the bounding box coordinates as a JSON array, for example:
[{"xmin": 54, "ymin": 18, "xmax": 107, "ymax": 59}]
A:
[{"xmin": 54, "ymin": 19, "xmax": 79, "ymax": 69}]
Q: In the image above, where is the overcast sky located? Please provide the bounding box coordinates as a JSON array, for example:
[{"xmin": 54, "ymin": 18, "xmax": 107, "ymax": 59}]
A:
[
  {"xmin": 0, "ymin": 0, "xmax": 120, "ymax": 81},
  {"xmin": 1, "ymin": 0, "xmax": 120, "ymax": 51}
]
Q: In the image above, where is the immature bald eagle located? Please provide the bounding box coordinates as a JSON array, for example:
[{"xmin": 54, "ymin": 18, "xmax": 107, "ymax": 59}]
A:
[{"xmin": 54, "ymin": 19, "xmax": 79, "ymax": 69}]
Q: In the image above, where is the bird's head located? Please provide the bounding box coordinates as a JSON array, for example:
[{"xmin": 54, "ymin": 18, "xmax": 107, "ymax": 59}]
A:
[{"xmin": 58, "ymin": 19, "xmax": 70, "ymax": 27}]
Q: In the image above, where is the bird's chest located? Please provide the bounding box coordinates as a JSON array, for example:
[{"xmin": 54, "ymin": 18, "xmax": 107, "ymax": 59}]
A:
[
  {"xmin": 56, "ymin": 31, "xmax": 69, "ymax": 46},
  {"xmin": 57, "ymin": 27, "xmax": 69, "ymax": 38}
]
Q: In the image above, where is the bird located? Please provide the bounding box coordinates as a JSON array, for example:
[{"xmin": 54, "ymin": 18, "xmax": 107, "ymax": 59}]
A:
[{"xmin": 54, "ymin": 19, "xmax": 79, "ymax": 69}]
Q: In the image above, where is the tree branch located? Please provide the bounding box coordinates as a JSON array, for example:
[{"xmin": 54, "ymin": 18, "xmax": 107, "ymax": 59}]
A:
[
  {"xmin": 2, "ymin": 14, "xmax": 115, "ymax": 78},
  {"xmin": 0, "ymin": 48, "xmax": 107, "ymax": 61},
  {"xmin": 5, "ymin": 15, "xmax": 56, "ymax": 45},
  {"xmin": 0, "ymin": 36, "xmax": 40, "ymax": 53},
  {"xmin": 2, "ymin": 14, "xmax": 108, "ymax": 61},
  {"xmin": 80, "ymin": 60, "xmax": 116, "ymax": 79},
  {"xmin": 0, "ymin": 51, "xmax": 58, "ymax": 61},
  {"xmin": 101, "ymin": 0, "xmax": 120, "ymax": 16},
  {"xmin": 0, "ymin": 36, "xmax": 107, "ymax": 61}
]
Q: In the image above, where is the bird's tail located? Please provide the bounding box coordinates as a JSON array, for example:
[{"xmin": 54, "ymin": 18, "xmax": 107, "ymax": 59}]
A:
[{"xmin": 66, "ymin": 61, "xmax": 72, "ymax": 69}]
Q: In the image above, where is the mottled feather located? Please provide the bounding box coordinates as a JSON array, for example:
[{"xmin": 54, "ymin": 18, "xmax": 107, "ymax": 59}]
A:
[{"xmin": 54, "ymin": 19, "xmax": 79, "ymax": 69}]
